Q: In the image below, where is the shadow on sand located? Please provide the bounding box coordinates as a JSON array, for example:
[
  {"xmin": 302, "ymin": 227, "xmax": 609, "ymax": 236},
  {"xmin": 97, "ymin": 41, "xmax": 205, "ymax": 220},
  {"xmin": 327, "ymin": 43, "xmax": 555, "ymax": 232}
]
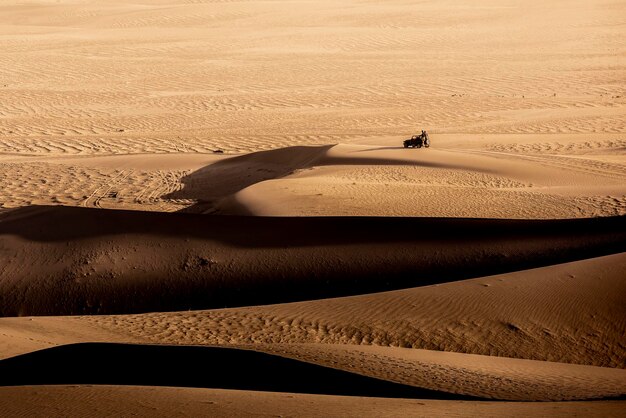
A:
[
  {"xmin": 161, "ymin": 145, "xmax": 471, "ymax": 213},
  {"xmin": 163, "ymin": 145, "xmax": 333, "ymax": 213},
  {"xmin": 0, "ymin": 343, "xmax": 478, "ymax": 400},
  {"xmin": 0, "ymin": 206, "xmax": 625, "ymax": 316},
  {"xmin": 2, "ymin": 205, "xmax": 625, "ymax": 249}
]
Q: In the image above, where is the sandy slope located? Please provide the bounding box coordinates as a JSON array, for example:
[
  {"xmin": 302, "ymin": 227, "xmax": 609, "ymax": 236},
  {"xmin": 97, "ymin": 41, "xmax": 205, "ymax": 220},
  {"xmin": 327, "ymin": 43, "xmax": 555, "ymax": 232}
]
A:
[
  {"xmin": 2, "ymin": 386, "xmax": 625, "ymax": 418},
  {"xmin": 1, "ymin": 205, "xmax": 624, "ymax": 316},
  {"xmin": 1, "ymin": 135, "xmax": 624, "ymax": 216},
  {"xmin": 247, "ymin": 344, "xmax": 626, "ymax": 401},
  {"xmin": 87, "ymin": 253, "xmax": 626, "ymax": 369},
  {"xmin": 1, "ymin": 254, "xmax": 625, "ymax": 402},
  {"xmin": 216, "ymin": 138, "xmax": 626, "ymax": 218}
]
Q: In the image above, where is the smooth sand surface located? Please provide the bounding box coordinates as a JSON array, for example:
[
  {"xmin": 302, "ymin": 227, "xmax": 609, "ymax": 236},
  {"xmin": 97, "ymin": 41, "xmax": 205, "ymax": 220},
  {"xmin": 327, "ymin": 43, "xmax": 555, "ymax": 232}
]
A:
[
  {"xmin": 1, "ymin": 0, "xmax": 625, "ymax": 415},
  {"xmin": 2, "ymin": 386, "xmax": 625, "ymax": 418}
]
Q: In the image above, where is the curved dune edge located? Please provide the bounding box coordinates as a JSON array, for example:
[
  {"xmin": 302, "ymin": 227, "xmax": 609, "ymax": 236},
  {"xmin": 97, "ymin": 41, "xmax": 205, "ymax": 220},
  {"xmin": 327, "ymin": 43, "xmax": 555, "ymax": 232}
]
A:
[
  {"xmin": 2, "ymin": 137, "xmax": 624, "ymax": 216},
  {"xmin": 0, "ymin": 254, "xmax": 624, "ymax": 401},
  {"xmin": 0, "ymin": 343, "xmax": 472, "ymax": 401},
  {"xmin": 1, "ymin": 387, "xmax": 624, "ymax": 418},
  {"xmin": 246, "ymin": 343, "xmax": 626, "ymax": 401},
  {"xmin": 219, "ymin": 142, "xmax": 626, "ymax": 218},
  {"xmin": 90, "ymin": 252, "xmax": 626, "ymax": 368},
  {"xmin": 0, "ymin": 342, "xmax": 624, "ymax": 402},
  {"xmin": 1, "ymin": 253, "xmax": 623, "ymax": 368}
]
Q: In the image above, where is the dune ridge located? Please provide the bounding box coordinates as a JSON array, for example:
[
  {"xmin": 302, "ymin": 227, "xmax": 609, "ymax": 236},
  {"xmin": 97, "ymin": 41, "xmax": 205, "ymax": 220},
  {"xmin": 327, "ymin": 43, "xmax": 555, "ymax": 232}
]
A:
[
  {"xmin": 1, "ymin": 254, "xmax": 625, "ymax": 403},
  {"xmin": 1, "ymin": 342, "xmax": 625, "ymax": 402},
  {"xmin": 2, "ymin": 137, "xmax": 624, "ymax": 217},
  {"xmin": 86, "ymin": 253, "xmax": 626, "ymax": 369},
  {"xmin": 0, "ymin": 343, "xmax": 475, "ymax": 400},
  {"xmin": 214, "ymin": 142, "xmax": 626, "ymax": 218}
]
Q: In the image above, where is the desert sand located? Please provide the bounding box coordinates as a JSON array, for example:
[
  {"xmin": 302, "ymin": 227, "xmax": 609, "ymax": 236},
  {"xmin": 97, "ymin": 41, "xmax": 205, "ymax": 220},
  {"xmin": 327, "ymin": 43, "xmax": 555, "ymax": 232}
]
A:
[{"xmin": 1, "ymin": 0, "xmax": 625, "ymax": 416}]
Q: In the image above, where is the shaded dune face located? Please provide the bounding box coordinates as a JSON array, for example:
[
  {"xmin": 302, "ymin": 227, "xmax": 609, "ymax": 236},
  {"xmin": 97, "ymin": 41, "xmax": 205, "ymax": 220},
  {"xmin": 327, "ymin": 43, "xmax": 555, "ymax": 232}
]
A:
[
  {"xmin": 1, "ymin": 343, "xmax": 624, "ymax": 402},
  {"xmin": 0, "ymin": 343, "xmax": 475, "ymax": 400},
  {"xmin": 87, "ymin": 253, "xmax": 626, "ymax": 369},
  {"xmin": 0, "ymin": 206, "xmax": 625, "ymax": 316},
  {"xmin": 163, "ymin": 145, "xmax": 333, "ymax": 213}
]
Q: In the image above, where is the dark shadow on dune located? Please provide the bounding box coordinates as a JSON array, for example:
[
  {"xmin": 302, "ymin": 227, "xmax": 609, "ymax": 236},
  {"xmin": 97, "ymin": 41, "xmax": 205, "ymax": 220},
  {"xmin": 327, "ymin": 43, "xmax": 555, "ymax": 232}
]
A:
[
  {"xmin": 0, "ymin": 343, "xmax": 479, "ymax": 400},
  {"xmin": 0, "ymin": 205, "xmax": 625, "ymax": 316},
  {"xmin": 161, "ymin": 145, "xmax": 474, "ymax": 213},
  {"xmin": 163, "ymin": 145, "xmax": 333, "ymax": 213},
  {"xmin": 2, "ymin": 205, "xmax": 625, "ymax": 249}
]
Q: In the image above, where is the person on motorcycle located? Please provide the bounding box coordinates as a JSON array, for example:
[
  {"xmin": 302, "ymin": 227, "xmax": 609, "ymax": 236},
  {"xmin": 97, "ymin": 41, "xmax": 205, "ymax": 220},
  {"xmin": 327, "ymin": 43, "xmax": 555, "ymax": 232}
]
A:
[{"xmin": 422, "ymin": 130, "xmax": 430, "ymax": 147}]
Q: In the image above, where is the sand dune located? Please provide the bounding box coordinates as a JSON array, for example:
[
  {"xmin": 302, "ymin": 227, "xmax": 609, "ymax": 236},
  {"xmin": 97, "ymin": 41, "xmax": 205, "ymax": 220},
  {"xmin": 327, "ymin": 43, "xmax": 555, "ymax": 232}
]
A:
[
  {"xmin": 215, "ymin": 140, "xmax": 626, "ymax": 217},
  {"xmin": 3, "ymin": 251, "xmax": 624, "ymax": 369},
  {"xmin": 248, "ymin": 344, "xmax": 626, "ymax": 401},
  {"xmin": 1, "ymin": 136, "xmax": 623, "ymax": 217},
  {"xmin": 0, "ymin": 343, "xmax": 471, "ymax": 400},
  {"xmin": 86, "ymin": 253, "xmax": 626, "ymax": 369},
  {"xmin": 2, "ymin": 386, "xmax": 624, "ymax": 418},
  {"xmin": 1, "ymin": 205, "xmax": 624, "ymax": 316},
  {"xmin": 1, "ymin": 254, "xmax": 625, "ymax": 403},
  {"xmin": 1, "ymin": 342, "xmax": 625, "ymax": 402},
  {"xmin": 1, "ymin": 0, "xmax": 625, "ymax": 216},
  {"xmin": 1, "ymin": 0, "xmax": 625, "ymax": 414}
]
